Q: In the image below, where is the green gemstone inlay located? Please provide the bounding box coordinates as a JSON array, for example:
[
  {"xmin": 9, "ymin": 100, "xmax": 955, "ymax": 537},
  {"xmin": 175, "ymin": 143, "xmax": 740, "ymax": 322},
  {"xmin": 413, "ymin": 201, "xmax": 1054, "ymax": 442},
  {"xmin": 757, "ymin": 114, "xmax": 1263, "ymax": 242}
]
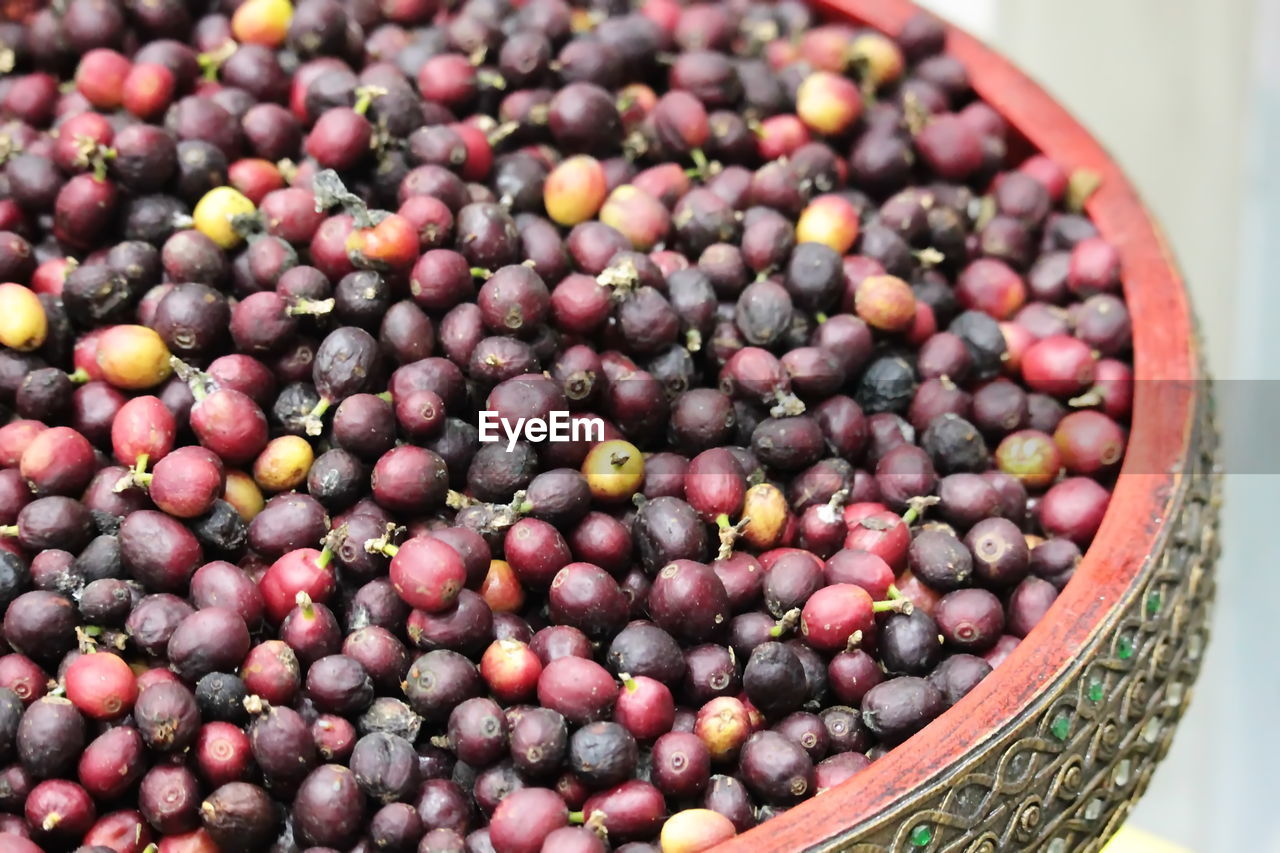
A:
[
  {"xmin": 1088, "ymin": 681, "xmax": 1104, "ymax": 703},
  {"xmin": 910, "ymin": 825, "xmax": 933, "ymax": 847},
  {"xmin": 1117, "ymin": 636, "xmax": 1134, "ymax": 660},
  {"xmin": 1051, "ymin": 714, "xmax": 1070, "ymax": 740},
  {"xmin": 1146, "ymin": 591, "xmax": 1162, "ymax": 615}
]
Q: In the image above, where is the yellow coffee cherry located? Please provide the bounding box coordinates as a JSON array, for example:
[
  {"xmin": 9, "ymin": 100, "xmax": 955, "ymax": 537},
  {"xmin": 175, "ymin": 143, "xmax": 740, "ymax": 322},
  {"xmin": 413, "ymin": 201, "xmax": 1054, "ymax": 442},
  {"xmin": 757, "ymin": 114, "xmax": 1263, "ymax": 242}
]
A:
[
  {"xmin": 253, "ymin": 435, "xmax": 315, "ymax": 493},
  {"xmin": 543, "ymin": 155, "xmax": 607, "ymax": 226},
  {"xmin": 193, "ymin": 186, "xmax": 256, "ymax": 249},
  {"xmin": 231, "ymin": 0, "xmax": 294, "ymax": 48},
  {"xmin": 223, "ymin": 469, "xmax": 266, "ymax": 521},
  {"xmin": 581, "ymin": 440, "xmax": 645, "ymax": 503},
  {"xmin": 95, "ymin": 325, "xmax": 172, "ymax": 390},
  {"xmin": 0, "ymin": 283, "xmax": 48, "ymax": 351}
]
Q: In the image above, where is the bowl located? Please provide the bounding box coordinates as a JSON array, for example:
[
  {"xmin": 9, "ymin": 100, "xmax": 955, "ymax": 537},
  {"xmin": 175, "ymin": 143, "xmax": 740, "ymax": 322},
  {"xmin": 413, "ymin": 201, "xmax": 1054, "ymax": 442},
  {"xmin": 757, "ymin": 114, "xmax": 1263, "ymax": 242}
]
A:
[{"xmin": 717, "ymin": 2, "xmax": 1221, "ymax": 851}]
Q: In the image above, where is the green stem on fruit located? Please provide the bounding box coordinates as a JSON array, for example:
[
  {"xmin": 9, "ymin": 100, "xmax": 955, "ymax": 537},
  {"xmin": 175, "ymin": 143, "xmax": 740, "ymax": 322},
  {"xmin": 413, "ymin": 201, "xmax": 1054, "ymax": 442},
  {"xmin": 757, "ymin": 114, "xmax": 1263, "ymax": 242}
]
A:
[
  {"xmin": 507, "ymin": 490, "xmax": 530, "ymax": 516},
  {"xmin": 872, "ymin": 598, "xmax": 913, "ymax": 615},
  {"xmin": 295, "ymin": 591, "xmax": 315, "ymax": 618},
  {"xmin": 363, "ymin": 522, "xmax": 402, "ymax": 558},
  {"xmin": 286, "ymin": 297, "xmax": 335, "ymax": 317},
  {"xmin": 114, "ymin": 454, "xmax": 151, "ymax": 493},
  {"xmin": 844, "ymin": 630, "xmax": 865, "ymax": 652},
  {"xmin": 315, "ymin": 548, "xmax": 334, "ymax": 570},
  {"xmin": 689, "ymin": 148, "xmax": 710, "ymax": 179},
  {"xmin": 470, "ymin": 267, "xmax": 492, "ymax": 280},
  {"xmin": 301, "ymin": 397, "xmax": 331, "ymax": 437},
  {"xmin": 769, "ymin": 607, "xmax": 802, "ymax": 638},
  {"xmin": 196, "ymin": 39, "xmax": 236, "ymax": 81},
  {"xmin": 170, "ymin": 356, "xmax": 212, "ymax": 401},
  {"xmin": 0, "ymin": 525, "xmax": 17, "ymax": 538},
  {"xmin": 351, "ymin": 85, "xmax": 387, "ymax": 117},
  {"xmin": 67, "ymin": 367, "xmax": 90, "ymax": 384},
  {"xmin": 901, "ymin": 495, "xmax": 940, "ymax": 526},
  {"xmin": 486, "ymin": 121, "xmax": 520, "ymax": 147},
  {"xmin": 477, "ymin": 69, "xmax": 506, "ymax": 91},
  {"xmin": 715, "ymin": 513, "xmax": 750, "ymax": 561},
  {"xmin": 685, "ymin": 329, "xmax": 702, "ymax": 352},
  {"xmin": 375, "ymin": 391, "xmax": 393, "ymax": 403},
  {"xmin": 815, "ymin": 312, "xmax": 828, "ymax": 324},
  {"xmin": 568, "ymin": 811, "xmax": 585, "ymax": 826},
  {"xmin": 886, "ymin": 584, "xmax": 903, "ymax": 600},
  {"xmin": 619, "ymin": 672, "xmax": 637, "ymax": 692}
]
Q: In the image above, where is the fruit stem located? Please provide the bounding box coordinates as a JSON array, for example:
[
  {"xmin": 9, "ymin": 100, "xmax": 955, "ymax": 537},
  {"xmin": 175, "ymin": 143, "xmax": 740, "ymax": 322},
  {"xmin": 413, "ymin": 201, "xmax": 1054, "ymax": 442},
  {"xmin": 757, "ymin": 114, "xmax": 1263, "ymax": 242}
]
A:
[
  {"xmin": 769, "ymin": 388, "xmax": 806, "ymax": 418},
  {"xmin": 170, "ymin": 356, "xmax": 212, "ymax": 401},
  {"xmin": 596, "ymin": 254, "xmax": 639, "ymax": 295},
  {"xmin": 618, "ymin": 671, "xmax": 637, "ymax": 692},
  {"xmin": 196, "ymin": 39, "xmax": 236, "ymax": 81},
  {"xmin": 844, "ymin": 630, "xmax": 865, "ymax": 651},
  {"xmin": 351, "ymin": 85, "xmax": 387, "ymax": 117},
  {"xmin": 1069, "ymin": 388, "xmax": 1103, "ymax": 408},
  {"xmin": 242, "ymin": 694, "xmax": 267, "ymax": 715},
  {"xmin": 376, "ymin": 391, "xmax": 393, "ymax": 403},
  {"xmin": 114, "ymin": 454, "xmax": 151, "ymax": 492},
  {"xmin": 0, "ymin": 525, "xmax": 16, "ymax": 537},
  {"xmin": 685, "ymin": 328, "xmax": 703, "ymax": 352},
  {"xmin": 872, "ymin": 598, "xmax": 913, "ymax": 615},
  {"xmin": 67, "ymin": 367, "xmax": 90, "ymax": 384},
  {"xmin": 295, "ymin": 591, "xmax": 314, "ymax": 618},
  {"xmin": 715, "ymin": 514, "xmax": 751, "ymax": 561},
  {"xmin": 689, "ymin": 147, "xmax": 710, "ymax": 178},
  {"xmin": 286, "ymin": 297, "xmax": 335, "ymax": 317},
  {"xmin": 769, "ymin": 607, "xmax": 802, "ymax": 637},
  {"xmin": 568, "ymin": 811, "xmax": 585, "ymax": 826},
  {"xmin": 901, "ymin": 495, "xmax": 940, "ymax": 526},
  {"xmin": 470, "ymin": 267, "xmax": 492, "ymax": 280},
  {"xmin": 302, "ymin": 397, "xmax": 331, "ymax": 437},
  {"xmin": 486, "ymin": 121, "xmax": 520, "ymax": 147},
  {"xmin": 446, "ymin": 490, "xmax": 474, "ymax": 510},
  {"xmin": 584, "ymin": 809, "xmax": 609, "ymax": 838},
  {"xmin": 886, "ymin": 584, "xmax": 903, "ymax": 600},
  {"xmin": 363, "ymin": 522, "xmax": 403, "ymax": 557},
  {"xmin": 311, "ymin": 169, "xmax": 380, "ymax": 229}
]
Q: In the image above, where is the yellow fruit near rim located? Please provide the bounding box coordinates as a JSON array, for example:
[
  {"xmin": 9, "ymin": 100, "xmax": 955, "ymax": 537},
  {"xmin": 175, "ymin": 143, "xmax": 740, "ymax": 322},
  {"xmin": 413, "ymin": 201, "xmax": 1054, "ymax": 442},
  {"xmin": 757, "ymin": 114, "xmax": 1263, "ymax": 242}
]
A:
[
  {"xmin": 660, "ymin": 809, "xmax": 737, "ymax": 853},
  {"xmin": 0, "ymin": 283, "xmax": 48, "ymax": 352},
  {"xmin": 582, "ymin": 439, "xmax": 645, "ymax": 502},
  {"xmin": 193, "ymin": 186, "xmax": 257, "ymax": 249}
]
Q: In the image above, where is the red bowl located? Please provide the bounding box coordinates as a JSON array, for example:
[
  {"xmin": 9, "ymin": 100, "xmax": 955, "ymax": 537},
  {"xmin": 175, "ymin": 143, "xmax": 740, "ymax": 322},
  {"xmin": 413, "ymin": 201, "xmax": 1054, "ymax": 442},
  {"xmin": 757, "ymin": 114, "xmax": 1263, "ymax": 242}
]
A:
[{"xmin": 718, "ymin": 2, "xmax": 1218, "ymax": 851}]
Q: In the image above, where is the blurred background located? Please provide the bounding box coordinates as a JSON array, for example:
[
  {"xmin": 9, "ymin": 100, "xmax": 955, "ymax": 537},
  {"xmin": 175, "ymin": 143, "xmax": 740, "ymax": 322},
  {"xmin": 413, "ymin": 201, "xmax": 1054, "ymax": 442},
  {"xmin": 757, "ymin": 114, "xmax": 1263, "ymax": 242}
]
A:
[{"xmin": 918, "ymin": 1, "xmax": 1279, "ymax": 850}]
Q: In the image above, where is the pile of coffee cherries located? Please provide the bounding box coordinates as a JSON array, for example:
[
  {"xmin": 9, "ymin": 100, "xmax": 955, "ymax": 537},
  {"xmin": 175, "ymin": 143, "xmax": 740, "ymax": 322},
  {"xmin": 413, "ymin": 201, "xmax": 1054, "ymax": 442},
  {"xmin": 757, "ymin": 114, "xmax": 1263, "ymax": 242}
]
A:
[{"xmin": 0, "ymin": 0, "xmax": 1134, "ymax": 850}]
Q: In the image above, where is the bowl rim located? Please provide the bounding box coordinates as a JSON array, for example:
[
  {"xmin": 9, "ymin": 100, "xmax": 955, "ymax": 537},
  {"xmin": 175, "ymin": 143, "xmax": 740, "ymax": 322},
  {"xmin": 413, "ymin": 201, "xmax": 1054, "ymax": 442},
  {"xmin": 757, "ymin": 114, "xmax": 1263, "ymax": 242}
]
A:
[{"xmin": 715, "ymin": 1, "xmax": 1200, "ymax": 849}]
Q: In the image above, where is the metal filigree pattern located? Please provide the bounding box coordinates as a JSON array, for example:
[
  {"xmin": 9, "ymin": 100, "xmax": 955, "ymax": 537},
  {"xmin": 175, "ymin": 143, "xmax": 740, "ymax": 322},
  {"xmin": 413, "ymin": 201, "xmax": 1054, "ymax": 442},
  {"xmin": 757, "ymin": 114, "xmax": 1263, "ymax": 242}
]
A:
[{"xmin": 815, "ymin": 386, "xmax": 1220, "ymax": 853}]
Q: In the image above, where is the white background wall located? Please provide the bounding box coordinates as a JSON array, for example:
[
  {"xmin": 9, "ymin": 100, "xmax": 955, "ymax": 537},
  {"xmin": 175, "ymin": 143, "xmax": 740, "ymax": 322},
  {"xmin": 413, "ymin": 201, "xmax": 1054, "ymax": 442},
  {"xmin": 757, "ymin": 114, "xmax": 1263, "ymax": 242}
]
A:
[{"xmin": 919, "ymin": 2, "xmax": 1280, "ymax": 850}]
